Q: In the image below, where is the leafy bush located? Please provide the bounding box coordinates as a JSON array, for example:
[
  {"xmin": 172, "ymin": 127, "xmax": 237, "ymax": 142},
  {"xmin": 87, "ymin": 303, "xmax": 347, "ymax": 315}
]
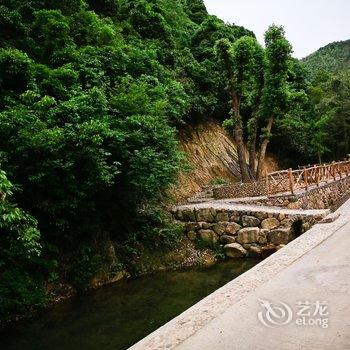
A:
[
  {"xmin": 0, "ymin": 170, "xmax": 45, "ymax": 317},
  {"xmin": 69, "ymin": 246, "xmax": 104, "ymax": 291}
]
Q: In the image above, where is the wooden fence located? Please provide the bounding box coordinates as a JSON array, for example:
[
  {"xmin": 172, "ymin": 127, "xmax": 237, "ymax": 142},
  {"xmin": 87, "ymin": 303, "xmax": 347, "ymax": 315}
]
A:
[{"xmin": 266, "ymin": 160, "xmax": 350, "ymax": 196}]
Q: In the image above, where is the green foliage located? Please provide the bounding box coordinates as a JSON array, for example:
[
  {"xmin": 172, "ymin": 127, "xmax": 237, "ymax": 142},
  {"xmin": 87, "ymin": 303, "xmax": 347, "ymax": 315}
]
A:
[
  {"xmin": 1, "ymin": 0, "xmax": 329, "ymax": 318},
  {"xmin": 210, "ymin": 177, "xmax": 227, "ymax": 186},
  {"xmin": 0, "ymin": 48, "xmax": 33, "ymax": 96},
  {"xmin": 0, "ymin": 170, "xmax": 45, "ymax": 317},
  {"xmin": 69, "ymin": 245, "xmax": 104, "ymax": 291},
  {"xmin": 120, "ymin": 205, "xmax": 183, "ymax": 261},
  {"xmin": 300, "ymin": 40, "xmax": 350, "ymax": 161},
  {"xmin": 302, "ymin": 39, "xmax": 350, "ymax": 80},
  {"xmin": 261, "ymin": 25, "xmax": 292, "ymax": 121}
]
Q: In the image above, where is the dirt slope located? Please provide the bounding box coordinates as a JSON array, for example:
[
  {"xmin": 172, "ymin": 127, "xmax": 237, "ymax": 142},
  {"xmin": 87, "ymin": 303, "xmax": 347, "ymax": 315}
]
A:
[{"xmin": 171, "ymin": 119, "xmax": 278, "ymax": 201}]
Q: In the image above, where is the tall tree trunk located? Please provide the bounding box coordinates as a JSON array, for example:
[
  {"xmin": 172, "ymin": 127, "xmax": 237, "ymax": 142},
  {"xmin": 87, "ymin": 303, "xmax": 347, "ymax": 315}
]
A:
[
  {"xmin": 248, "ymin": 115, "xmax": 258, "ymax": 178},
  {"xmin": 257, "ymin": 116, "xmax": 274, "ymax": 180},
  {"xmin": 234, "ymin": 122, "xmax": 251, "ymax": 183},
  {"xmin": 220, "ymin": 46, "xmax": 251, "ymax": 183},
  {"xmin": 231, "ymin": 93, "xmax": 251, "ymax": 183}
]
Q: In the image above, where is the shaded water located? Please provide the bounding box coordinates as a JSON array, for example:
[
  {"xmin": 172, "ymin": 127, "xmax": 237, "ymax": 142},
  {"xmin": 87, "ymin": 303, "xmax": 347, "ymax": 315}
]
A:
[{"xmin": 1, "ymin": 259, "xmax": 259, "ymax": 350}]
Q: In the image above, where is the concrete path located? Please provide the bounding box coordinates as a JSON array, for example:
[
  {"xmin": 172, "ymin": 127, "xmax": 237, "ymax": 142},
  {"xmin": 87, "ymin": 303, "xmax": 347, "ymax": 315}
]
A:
[
  {"xmin": 130, "ymin": 199, "xmax": 350, "ymax": 350},
  {"xmin": 177, "ymin": 217, "xmax": 350, "ymax": 350}
]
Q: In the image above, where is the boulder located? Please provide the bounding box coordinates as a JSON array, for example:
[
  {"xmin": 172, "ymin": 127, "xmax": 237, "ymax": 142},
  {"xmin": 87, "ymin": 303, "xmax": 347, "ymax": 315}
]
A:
[
  {"xmin": 248, "ymin": 245, "xmax": 262, "ymax": 258},
  {"xmin": 198, "ymin": 229, "xmax": 218, "ymax": 244},
  {"xmin": 242, "ymin": 215, "xmax": 260, "ymax": 227},
  {"xmin": 255, "ymin": 212, "xmax": 268, "ymax": 220},
  {"xmin": 219, "ymin": 235, "xmax": 236, "ymax": 244},
  {"xmin": 280, "ymin": 218, "xmax": 293, "ymax": 227},
  {"xmin": 224, "ymin": 243, "xmax": 247, "ymax": 258},
  {"xmin": 184, "ymin": 222, "xmax": 200, "ymax": 232},
  {"xmin": 302, "ymin": 222, "xmax": 311, "ymax": 232},
  {"xmin": 261, "ymin": 244, "xmax": 277, "ymax": 259},
  {"xmin": 212, "ymin": 223, "xmax": 226, "ymax": 236},
  {"xmin": 181, "ymin": 208, "xmax": 196, "ymax": 221},
  {"xmin": 176, "ymin": 209, "xmax": 183, "ymax": 220},
  {"xmin": 195, "ymin": 208, "xmax": 216, "ymax": 222},
  {"xmin": 187, "ymin": 231, "xmax": 197, "ymax": 241},
  {"xmin": 225, "ymin": 222, "xmax": 241, "ymax": 235},
  {"xmin": 215, "ymin": 212, "xmax": 229, "ymax": 222},
  {"xmin": 230, "ymin": 212, "xmax": 241, "ymax": 223},
  {"xmin": 236, "ymin": 227, "xmax": 260, "ymax": 244},
  {"xmin": 267, "ymin": 228, "xmax": 291, "ymax": 245},
  {"xmin": 258, "ymin": 229, "xmax": 268, "ymax": 245},
  {"xmin": 201, "ymin": 222, "xmax": 213, "ymax": 229},
  {"xmin": 278, "ymin": 213, "xmax": 286, "ymax": 221},
  {"xmin": 287, "ymin": 202, "xmax": 300, "ymax": 209},
  {"xmin": 261, "ymin": 217, "xmax": 280, "ymax": 230}
]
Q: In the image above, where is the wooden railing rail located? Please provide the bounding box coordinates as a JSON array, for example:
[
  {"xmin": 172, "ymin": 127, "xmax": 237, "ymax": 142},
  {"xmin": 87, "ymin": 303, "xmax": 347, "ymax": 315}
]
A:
[{"xmin": 266, "ymin": 160, "xmax": 350, "ymax": 196}]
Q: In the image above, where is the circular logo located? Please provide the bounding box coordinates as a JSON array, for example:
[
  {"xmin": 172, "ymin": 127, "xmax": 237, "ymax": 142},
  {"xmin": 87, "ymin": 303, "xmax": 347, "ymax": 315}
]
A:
[{"xmin": 258, "ymin": 298, "xmax": 293, "ymax": 327}]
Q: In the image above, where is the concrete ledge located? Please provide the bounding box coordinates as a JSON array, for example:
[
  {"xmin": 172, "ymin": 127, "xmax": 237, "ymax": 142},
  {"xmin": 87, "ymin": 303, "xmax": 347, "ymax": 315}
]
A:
[{"xmin": 130, "ymin": 199, "xmax": 350, "ymax": 350}]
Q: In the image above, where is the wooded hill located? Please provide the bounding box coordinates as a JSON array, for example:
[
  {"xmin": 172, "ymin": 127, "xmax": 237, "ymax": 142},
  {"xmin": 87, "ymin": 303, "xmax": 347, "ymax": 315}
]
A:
[
  {"xmin": 301, "ymin": 40, "xmax": 350, "ymax": 161},
  {"xmin": 0, "ymin": 0, "xmax": 347, "ymax": 319}
]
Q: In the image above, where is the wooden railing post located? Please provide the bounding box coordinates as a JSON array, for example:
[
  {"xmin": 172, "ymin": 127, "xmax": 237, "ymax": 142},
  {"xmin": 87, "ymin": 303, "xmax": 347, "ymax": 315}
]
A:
[
  {"xmin": 339, "ymin": 163, "xmax": 343, "ymax": 178},
  {"xmin": 288, "ymin": 168, "xmax": 294, "ymax": 195},
  {"xmin": 266, "ymin": 159, "xmax": 348, "ymax": 196},
  {"xmin": 266, "ymin": 174, "xmax": 270, "ymax": 197},
  {"xmin": 304, "ymin": 168, "xmax": 308, "ymax": 190}
]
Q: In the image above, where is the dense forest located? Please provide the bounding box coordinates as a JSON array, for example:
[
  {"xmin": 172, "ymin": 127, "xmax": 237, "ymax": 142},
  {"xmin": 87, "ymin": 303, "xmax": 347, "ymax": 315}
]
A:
[
  {"xmin": 302, "ymin": 40, "xmax": 350, "ymax": 161},
  {"xmin": 0, "ymin": 0, "xmax": 348, "ymax": 319}
]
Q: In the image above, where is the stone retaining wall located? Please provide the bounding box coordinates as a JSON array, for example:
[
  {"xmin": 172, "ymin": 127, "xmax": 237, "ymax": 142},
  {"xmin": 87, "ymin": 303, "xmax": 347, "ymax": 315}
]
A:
[
  {"xmin": 174, "ymin": 207, "xmax": 323, "ymax": 259},
  {"xmin": 213, "ymin": 181, "xmax": 267, "ymax": 199},
  {"xmin": 235, "ymin": 177, "xmax": 350, "ymax": 210}
]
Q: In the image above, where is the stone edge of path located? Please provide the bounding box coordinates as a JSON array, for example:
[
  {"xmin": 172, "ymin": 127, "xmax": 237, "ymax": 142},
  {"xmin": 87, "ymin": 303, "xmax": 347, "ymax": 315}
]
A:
[
  {"xmin": 129, "ymin": 199, "xmax": 350, "ymax": 350},
  {"xmin": 174, "ymin": 201, "xmax": 330, "ymax": 217}
]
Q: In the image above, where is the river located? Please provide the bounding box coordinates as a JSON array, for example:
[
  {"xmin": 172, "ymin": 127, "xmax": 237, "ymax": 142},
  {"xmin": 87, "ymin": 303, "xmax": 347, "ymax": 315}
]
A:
[{"xmin": 1, "ymin": 259, "xmax": 259, "ymax": 350}]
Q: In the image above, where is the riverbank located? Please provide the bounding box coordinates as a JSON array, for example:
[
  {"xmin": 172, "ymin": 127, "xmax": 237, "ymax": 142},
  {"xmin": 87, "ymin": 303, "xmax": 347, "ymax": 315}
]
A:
[
  {"xmin": 0, "ymin": 235, "xmax": 219, "ymax": 328},
  {"xmin": 0, "ymin": 259, "xmax": 260, "ymax": 350}
]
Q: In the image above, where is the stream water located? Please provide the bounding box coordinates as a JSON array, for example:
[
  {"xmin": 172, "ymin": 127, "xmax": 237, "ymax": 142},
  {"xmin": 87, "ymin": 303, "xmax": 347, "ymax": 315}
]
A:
[{"xmin": 1, "ymin": 259, "xmax": 260, "ymax": 350}]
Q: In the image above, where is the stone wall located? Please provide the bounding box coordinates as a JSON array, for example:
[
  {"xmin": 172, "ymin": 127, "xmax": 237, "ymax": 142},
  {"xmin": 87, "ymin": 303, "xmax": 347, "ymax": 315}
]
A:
[
  {"xmin": 233, "ymin": 177, "xmax": 350, "ymax": 210},
  {"xmin": 174, "ymin": 207, "xmax": 324, "ymax": 259},
  {"xmin": 213, "ymin": 181, "xmax": 267, "ymax": 199}
]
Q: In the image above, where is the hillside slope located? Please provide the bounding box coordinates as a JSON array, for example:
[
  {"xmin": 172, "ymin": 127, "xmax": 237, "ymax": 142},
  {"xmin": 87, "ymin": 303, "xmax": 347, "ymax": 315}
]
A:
[
  {"xmin": 301, "ymin": 40, "xmax": 350, "ymax": 160},
  {"xmin": 302, "ymin": 39, "xmax": 350, "ymax": 79},
  {"xmin": 172, "ymin": 120, "xmax": 278, "ymax": 200}
]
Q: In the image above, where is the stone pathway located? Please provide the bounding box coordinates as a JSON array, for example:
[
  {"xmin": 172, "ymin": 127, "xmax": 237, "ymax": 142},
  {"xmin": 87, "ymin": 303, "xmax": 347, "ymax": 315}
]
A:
[{"xmin": 174, "ymin": 200, "xmax": 330, "ymax": 217}]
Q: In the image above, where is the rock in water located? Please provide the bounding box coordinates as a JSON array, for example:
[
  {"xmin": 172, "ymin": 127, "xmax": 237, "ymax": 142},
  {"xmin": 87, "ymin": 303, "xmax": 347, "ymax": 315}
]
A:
[
  {"xmin": 267, "ymin": 228, "xmax": 291, "ymax": 245},
  {"xmin": 224, "ymin": 243, "xmax": 247, "ymax": 258},
  {"xmin": 219, "ymin": 235, "xmax": 236, "ymax": 244}
]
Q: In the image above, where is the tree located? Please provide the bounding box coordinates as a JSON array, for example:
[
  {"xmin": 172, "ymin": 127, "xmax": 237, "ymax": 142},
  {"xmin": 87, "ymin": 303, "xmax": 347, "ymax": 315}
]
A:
[
  {"xmin": 215, "ymin": 36, "xmax": 264, "ymax": 182},
  {"xmin": 256, "ymin": 25, "xmax": 292, "ymax": 179},
  {"xmin": 0, "ymin": 170, "xmax": 45, "ymax": 317}
]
